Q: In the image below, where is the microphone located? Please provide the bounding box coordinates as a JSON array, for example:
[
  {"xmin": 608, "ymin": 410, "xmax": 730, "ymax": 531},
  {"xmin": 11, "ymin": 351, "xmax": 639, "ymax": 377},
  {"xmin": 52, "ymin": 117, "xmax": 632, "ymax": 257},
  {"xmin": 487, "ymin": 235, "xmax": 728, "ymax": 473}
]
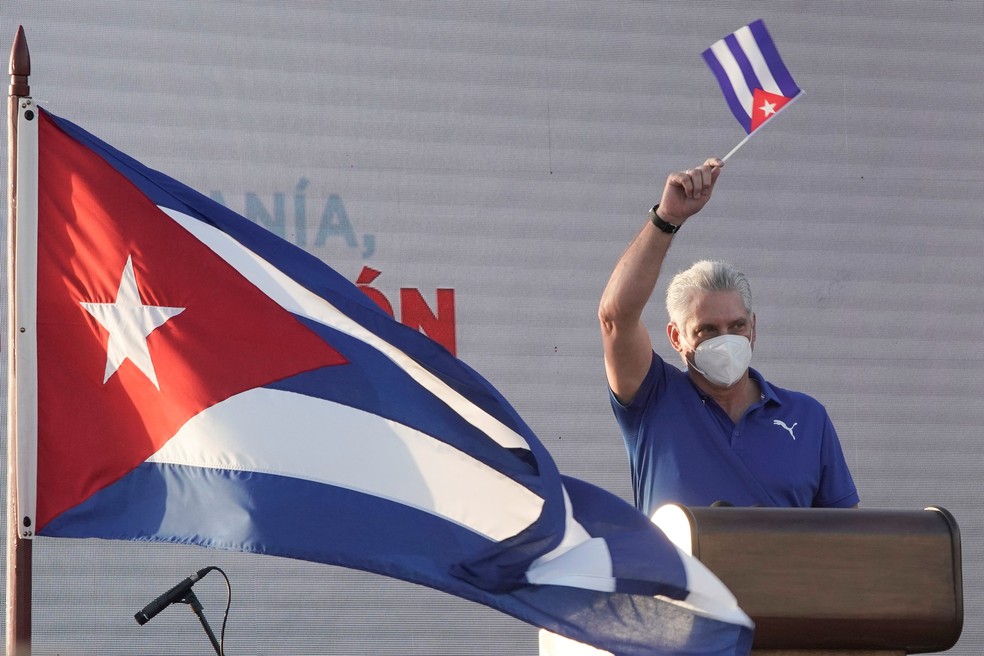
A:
[{"xmin": 134, "ymin": 567, "xmax": 214, "ymax": 625}]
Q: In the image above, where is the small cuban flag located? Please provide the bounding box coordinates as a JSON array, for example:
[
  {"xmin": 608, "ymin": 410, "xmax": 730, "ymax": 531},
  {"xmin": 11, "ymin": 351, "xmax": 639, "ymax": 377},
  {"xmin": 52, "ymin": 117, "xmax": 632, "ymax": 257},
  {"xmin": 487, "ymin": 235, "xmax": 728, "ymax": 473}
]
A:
[{"xmin": 702, "ymin": 19, "xmax": 802, "ymax": 135}]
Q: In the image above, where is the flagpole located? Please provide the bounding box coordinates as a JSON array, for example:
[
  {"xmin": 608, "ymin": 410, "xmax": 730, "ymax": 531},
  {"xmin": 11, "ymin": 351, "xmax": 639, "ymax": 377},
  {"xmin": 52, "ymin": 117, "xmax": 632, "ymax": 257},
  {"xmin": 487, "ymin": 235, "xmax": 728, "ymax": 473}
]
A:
[
  {"xmin": 6, "ymin": 25, "xmax": 33, "ymax": 656},
  {"xmin": 720, "ymin": 132, "xmax": 752, "ymax": 163},
  {"xmin": 721, "ymin": 90, "xmax": 806, "ymax": 162}
]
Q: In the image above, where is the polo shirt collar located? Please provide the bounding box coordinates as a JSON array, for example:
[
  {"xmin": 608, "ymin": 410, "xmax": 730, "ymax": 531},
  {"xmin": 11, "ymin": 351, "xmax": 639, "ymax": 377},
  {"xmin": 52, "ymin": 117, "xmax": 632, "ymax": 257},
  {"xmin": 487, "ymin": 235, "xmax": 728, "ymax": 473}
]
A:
[{"xmin": 749, "ymin": 367, "xmax": 781, "ymax": 406}]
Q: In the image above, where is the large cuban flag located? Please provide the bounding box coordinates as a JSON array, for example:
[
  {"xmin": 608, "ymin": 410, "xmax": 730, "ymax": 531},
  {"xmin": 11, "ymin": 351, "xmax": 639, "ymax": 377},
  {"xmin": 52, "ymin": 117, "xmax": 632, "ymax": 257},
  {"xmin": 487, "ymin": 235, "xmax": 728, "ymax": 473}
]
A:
[
  {"xmin": 702, "ymin": 19, "xmax": 802, "ymax": 134},
  {"xmin": 10, "ymin": 104, "xmax": 753, "ymax": 655}
]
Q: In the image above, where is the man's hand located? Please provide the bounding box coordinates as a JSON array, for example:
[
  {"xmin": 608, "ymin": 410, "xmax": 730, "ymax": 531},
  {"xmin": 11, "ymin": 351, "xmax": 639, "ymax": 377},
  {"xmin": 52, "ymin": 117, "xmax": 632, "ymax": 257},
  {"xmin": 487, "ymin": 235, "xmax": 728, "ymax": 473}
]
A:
[{"xmin": 656, "ymin": 158, "xmax": 724, "ymax": 225}]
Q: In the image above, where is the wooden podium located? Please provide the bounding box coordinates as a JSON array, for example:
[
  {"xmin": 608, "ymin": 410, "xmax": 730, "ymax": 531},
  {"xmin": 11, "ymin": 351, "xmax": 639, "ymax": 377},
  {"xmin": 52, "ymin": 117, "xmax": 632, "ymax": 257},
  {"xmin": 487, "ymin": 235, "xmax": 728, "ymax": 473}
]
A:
[
  {"xmin": 659, "ymin": 505, "xmax": 963, "ymax": 655},
  {"xmin": 540, "ymin": 506, "xmax": 962, "ymax": 656}
]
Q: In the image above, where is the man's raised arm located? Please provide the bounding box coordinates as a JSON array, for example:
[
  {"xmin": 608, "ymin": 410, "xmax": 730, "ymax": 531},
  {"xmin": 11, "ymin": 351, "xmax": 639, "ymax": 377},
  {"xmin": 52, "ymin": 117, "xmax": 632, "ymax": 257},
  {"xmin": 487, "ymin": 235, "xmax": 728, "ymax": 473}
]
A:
[{"xmin": 598, "ymin": 158, "xmax": 724, "ymax": 404}]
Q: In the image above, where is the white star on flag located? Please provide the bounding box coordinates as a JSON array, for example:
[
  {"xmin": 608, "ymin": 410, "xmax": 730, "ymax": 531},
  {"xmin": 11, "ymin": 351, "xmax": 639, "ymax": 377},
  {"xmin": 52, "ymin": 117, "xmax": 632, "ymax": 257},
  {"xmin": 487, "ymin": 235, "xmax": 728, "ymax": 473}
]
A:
[
  {"xmin": 80, "ymin": 255, "xmax": 184, "ymax": 389},
  {"xmin": 759, "ymin": 99, "xmax": 777, "ymax": 117}
]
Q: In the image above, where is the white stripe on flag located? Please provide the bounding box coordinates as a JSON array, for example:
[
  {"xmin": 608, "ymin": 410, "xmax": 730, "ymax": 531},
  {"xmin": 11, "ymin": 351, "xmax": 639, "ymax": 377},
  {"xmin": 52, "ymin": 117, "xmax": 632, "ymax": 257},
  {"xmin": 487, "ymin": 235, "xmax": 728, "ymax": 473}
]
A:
[
  {"xmin": 669, "ymin": 543, "xmax": 753, "ymax": 628},
  {"xmin": 733, "ymin": 25, "xmax": 783, "ymax": 96},
  {"xmin": 162, "ymin": 207, "xmax": 531, "ymax": 452},
  {"xmin": 148, "ymin": 388, "xmax": 545, "ymax": 542},
  {"xmin": 709, "ymin": 41, "xmax": 754, "ymax": 119},
  {"xmin": 527, "ymin": 485, "xmax": 610, "ymax": 591},
  {"xmin": 537, "ymin": 540, "xmax": 753, "ymax": 655},
  {"xmin": 525, "ymin": 537, "xmax": 614, "ymax": 591}
]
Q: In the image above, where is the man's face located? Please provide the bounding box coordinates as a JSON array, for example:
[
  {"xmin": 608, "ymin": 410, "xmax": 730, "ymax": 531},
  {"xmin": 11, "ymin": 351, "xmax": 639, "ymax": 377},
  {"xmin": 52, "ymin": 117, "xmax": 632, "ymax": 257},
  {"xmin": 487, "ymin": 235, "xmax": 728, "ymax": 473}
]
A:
[{"xmin": 667, "ymin": 290, "xmax": 756, "ymax": 359}]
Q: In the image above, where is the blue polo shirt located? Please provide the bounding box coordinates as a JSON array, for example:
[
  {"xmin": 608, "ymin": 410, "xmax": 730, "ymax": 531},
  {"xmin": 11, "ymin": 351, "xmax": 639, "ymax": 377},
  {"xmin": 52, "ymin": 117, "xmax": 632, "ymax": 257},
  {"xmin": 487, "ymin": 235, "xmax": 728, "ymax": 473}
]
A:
[{"xmin": 611, "ymin": 352, "xmax": 859, "ymax": 516}]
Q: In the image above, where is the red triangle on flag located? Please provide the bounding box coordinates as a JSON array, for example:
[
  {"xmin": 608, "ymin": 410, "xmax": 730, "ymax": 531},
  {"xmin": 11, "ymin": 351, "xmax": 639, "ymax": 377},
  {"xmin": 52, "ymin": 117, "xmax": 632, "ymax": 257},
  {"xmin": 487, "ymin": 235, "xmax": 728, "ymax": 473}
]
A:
[
  {"xmin": 750, "ymin": 88, "xmax": 793, "ymax": 133},
  {"xmin": 36, "ymin": 113, "xmax": 348, "ymax": 529}
]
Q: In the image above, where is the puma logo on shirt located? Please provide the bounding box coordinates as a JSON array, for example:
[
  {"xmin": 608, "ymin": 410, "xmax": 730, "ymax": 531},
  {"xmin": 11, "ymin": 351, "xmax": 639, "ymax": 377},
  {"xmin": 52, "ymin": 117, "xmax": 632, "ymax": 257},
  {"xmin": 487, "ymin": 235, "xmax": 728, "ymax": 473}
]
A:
[{"xmin": 773, "ymin": 419, "xmax": 797, "ymax": 440}]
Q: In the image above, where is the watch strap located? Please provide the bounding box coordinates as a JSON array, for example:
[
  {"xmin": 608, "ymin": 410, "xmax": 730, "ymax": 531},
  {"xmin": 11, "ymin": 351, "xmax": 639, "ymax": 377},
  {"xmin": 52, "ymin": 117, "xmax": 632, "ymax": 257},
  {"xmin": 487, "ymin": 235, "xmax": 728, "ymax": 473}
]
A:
[{"xmin": 648, "ymin": 204, "xmax": 680, "ymax": 234}]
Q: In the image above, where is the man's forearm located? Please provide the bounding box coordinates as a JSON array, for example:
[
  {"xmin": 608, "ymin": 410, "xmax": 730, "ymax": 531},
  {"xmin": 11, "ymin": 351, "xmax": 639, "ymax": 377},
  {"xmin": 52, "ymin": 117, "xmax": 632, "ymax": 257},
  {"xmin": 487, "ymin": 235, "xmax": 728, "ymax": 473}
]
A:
[{"xmin": 599, "ymin": 216, "xmax": 675, "ymax": 330}]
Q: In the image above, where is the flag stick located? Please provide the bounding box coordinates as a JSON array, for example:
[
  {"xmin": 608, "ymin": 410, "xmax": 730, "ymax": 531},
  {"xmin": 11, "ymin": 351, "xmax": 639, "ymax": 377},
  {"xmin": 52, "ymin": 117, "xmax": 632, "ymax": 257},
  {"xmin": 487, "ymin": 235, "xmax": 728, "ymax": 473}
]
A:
[
  {"xmin": 6, "ymin": 24, "xmax": 33, "ymax": 656},
  {"xmin": 721, "ymin": 90, "xmax": 806, "ymax": 162},
  {"xmin": 720, "ymin": 133, "xmax": 752, "ymax": 163}
]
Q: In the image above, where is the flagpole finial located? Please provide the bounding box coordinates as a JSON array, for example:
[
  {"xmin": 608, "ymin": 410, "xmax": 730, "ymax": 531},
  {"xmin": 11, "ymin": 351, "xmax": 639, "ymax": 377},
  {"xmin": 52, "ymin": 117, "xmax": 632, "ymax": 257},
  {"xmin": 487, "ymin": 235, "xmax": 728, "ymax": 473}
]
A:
[{"xmin": 9, "ymin": 25, "xmax": 31, "ymax": 98}]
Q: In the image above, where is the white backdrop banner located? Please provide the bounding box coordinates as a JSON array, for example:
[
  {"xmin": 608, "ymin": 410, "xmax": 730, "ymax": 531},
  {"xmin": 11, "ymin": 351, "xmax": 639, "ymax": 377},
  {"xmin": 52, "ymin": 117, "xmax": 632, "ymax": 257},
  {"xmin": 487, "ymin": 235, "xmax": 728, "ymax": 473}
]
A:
[{"xmin": 1, "ymin": 2, "xmax": 981, "ymax": 654}]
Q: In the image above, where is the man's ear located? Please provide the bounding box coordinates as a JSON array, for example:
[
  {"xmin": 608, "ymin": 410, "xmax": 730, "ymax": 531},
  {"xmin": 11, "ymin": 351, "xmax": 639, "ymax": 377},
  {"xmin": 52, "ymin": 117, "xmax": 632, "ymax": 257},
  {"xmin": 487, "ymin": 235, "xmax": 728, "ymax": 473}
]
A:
[
  {"xmin": 667, "ymin": 322, "xmax": 685, "ymax": 354},
  {"xmin": 750, "ymin": 313, "xmax": 757, "ymax": 349}
]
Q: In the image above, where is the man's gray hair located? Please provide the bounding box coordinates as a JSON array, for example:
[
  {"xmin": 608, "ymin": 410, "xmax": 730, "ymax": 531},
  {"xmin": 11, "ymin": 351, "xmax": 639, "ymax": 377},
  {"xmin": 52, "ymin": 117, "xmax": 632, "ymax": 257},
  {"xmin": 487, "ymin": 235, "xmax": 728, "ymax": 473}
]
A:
[{"xmin": 665, "ymin": 260, "xmax": 753, "ymax": 326}]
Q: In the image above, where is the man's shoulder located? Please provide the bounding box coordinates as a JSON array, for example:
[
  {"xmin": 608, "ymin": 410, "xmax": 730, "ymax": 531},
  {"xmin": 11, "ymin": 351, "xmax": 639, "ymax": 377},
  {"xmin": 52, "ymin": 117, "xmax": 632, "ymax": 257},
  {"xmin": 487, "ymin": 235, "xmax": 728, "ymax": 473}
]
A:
[
  {"xmin": 654, "ymin": 350, "xmax": 687, "ymax": 377},
  {"xmin": 753, "ymin": 370, "xmax": 827, "ymax": 411},
  {"xmin": 752, "ymin": 370, "xmax": 829, "ymax": 425},
  {"xmin": 612, "ymin": 351, "xmax": 690, "ymax": 412}
]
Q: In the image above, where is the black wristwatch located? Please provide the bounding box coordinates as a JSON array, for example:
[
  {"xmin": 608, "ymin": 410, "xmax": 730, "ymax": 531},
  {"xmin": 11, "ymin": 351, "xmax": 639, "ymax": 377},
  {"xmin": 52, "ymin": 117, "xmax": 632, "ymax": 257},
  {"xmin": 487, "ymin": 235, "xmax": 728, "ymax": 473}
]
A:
[{"xmin": 649, "ymin": 204, "xmax": 680, "ymax": 234}]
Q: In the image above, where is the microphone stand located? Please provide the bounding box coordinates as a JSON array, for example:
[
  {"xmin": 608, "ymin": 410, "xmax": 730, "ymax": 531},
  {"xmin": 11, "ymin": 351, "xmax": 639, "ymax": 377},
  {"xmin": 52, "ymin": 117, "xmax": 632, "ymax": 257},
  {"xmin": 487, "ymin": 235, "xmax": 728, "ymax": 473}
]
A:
[{"xmin": 178, "ymin": 589, "xmax": 222, "ymax": 655}]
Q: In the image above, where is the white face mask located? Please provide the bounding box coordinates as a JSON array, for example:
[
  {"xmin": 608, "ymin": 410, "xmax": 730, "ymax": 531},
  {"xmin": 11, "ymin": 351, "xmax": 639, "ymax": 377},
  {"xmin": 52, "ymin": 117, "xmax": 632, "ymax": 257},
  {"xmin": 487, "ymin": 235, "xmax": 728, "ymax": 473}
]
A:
[{"xmin": 686, "ymin": 334, "xmax": 752, "ymax": 387}]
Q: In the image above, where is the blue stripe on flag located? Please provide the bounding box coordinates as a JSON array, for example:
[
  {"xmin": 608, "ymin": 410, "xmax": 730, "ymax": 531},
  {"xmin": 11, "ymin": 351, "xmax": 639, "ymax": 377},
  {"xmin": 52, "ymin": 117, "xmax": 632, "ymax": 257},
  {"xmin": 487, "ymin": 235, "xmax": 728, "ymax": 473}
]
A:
[
  {"xmin": 748, "ymin": 19, "xmax": 800, "ymax": 98},
  {"xmin": 724, "ymin": 33, "xmax": 764, "ymax": 98},
  {"xmin": 44, "ymin": 465, "xmax": 754, "ymax": 655},
  {"xmin": 701, "ymin": 47, "xmax": 753, "ymax": 133},
  {"xmin": 269, "ymin": 323, "xmax": 538, "ymax": 479},
  {"xmin": 42, "ymin": 463, "xmax": 496, "ymax": 580}
]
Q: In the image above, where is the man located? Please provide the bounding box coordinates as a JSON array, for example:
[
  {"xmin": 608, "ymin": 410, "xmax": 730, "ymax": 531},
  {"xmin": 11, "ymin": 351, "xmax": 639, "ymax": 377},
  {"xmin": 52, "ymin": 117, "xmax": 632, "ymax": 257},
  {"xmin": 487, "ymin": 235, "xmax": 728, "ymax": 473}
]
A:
[{"xmin": 598, "ymin": 158, "xmax": 858, "ymax": 516}]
